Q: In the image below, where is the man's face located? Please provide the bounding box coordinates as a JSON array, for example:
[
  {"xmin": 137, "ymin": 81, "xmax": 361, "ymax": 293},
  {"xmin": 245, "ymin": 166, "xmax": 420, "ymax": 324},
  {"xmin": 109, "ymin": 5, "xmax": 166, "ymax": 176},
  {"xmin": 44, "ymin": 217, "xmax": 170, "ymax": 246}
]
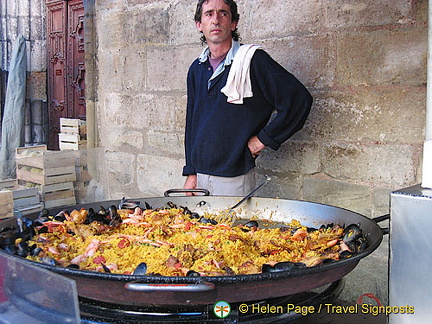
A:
[{"xmin": 196, "ymin": 0, "xmax": 238, "ymax": 46}]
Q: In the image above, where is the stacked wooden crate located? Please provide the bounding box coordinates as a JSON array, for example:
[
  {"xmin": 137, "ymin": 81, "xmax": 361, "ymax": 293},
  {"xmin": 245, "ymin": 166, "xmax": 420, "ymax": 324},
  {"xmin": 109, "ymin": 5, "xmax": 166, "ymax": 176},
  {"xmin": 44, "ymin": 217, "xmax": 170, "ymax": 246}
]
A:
[
  {"xmin": 72, "ymin": 149, "xmax": 92, "ymax": 203},
  {"xmin": 59, "ymin": 118, "xmax": 87, "ymax": 151},
  {"xmin": 15, "ymin": 145, "xmax": 77, "ymax": 209},
  {"xmin": 0, "ymin": 179, "xmax": 43, "ymax": 219}
]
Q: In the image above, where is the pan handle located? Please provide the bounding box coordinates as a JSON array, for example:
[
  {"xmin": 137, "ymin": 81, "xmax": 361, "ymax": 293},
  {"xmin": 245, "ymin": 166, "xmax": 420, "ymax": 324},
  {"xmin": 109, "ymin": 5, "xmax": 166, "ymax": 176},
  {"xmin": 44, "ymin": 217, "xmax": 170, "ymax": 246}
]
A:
[
  {"xmin": 125, "ymin": 282, "xmax": 215, "ymax": 292},
  {"xmin": 372, "ymin": 214, "xmax": 389, "ymax": 235},
  {"xmin": 164, "ymin": 189, "xmax": 210, "ymax": 197}
]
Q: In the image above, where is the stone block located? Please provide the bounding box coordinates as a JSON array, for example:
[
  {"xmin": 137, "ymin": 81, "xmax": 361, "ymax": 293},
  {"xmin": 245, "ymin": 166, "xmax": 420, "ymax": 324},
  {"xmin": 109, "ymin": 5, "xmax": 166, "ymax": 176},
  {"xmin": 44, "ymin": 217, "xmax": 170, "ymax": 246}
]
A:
[
  {"xmin": 325, "ymin": 0, "xmax": 413, "ymax": 29},
  {"xmin": 255, "ymin": 172, "xmax": 303, "ymax": 199},
  {"xmin": 26, "ymin": 72, "xmax": 47, "ymax": 100},
  {"xmin": 308, "ymin": 89, "xmax": 426, "ymax": 144},
  {"xmin": 100, "ymin": 92, "xmax": 181, "ymax": 137},
  {"xmin": 136, "ymin": 154, "xmax": 185, "ymax": 196},
  {"xmin": 17, "ymin": 0, "xmax": 30, "ymax": 17},
  {"xmin": 337, "ymin": 29, "xmax": 427, "ymax": 86},
  {"xmin": 321, "ymin": 142, "xmax": 420, "ymax": 187},
  {"xmin": 146, "ymin": 45, "xmax": 199, "ymax": 91},
  {"xmin": 97, "ymin": 7, "xmax": 169, "ymax": 50},
  {"xmin": 31, "ymin": 124, "xmax": 45, "ymax": 144},
  {"xmin": 29, "ymin": 40, "xmax": 46, "ymax": 72},
  {"xmin": 146, "ymin": 130, "xmax": 184, "ymax": 157},
  {"xmin": 247, "ymin": 0, "xmax": 325, "ymax": 38},
  {"xmin": 106, "ymin": 128, "xmax": 144, "ymax": 151},
  {"xmin": 96, "ymin": 0, "xmax": 127, "ymax": 12},
  {"xmin": 303, "ymin": 177, "xmax": 372, "ymax": 216},
  {"xmin": 257, "ymin": 140, "xmax": 320, "ymax": 175},
  {"xmin": 97, "ymin": 50, "xmax": 143, "ymax": 93},
  {"xmin": 169, "ymin": 0, "xmax": 200, "ymax": 45},
  {"xmin": 30, "ymin": 100, "xmax": 43, "ymax": 124},
  {"xmin": 105, "ymin": 151, "xmax": 136, "ymax": 187},
  {"xmin": 29, "ymin": 15, "xmax": 44, "ymax": 46},
  {"xmin": 262, "ymin": 34, "xmax": 336, "ymax": 88},
  {"xmin": 29, "ymin": 0, "xmax": 44, "ymax": 17}
]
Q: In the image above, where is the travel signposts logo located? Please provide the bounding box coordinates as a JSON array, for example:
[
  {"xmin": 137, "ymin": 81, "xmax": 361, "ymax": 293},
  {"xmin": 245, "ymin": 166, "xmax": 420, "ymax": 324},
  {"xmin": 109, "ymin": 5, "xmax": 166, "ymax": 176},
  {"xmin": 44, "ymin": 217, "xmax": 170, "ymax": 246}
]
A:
[{"xmin": 213, "ymin": 301, "xmax": 231, "ymax": 318}]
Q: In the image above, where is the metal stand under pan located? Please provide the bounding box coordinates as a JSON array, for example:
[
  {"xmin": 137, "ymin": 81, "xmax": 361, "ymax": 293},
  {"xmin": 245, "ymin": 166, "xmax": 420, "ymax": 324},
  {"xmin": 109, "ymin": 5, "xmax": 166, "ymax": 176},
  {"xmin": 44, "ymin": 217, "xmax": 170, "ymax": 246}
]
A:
[{"xmin": 79, "ymin": 279, "xmax": 344, "ymax": 324}]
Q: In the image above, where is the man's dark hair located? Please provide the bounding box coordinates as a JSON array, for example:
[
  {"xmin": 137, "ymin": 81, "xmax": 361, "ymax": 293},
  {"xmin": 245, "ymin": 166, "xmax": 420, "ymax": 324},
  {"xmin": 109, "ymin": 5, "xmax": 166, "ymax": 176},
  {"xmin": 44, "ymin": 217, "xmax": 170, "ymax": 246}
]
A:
[{"xmin": 194, "ymin": 0, "xmax": 241, "ymax": 43}]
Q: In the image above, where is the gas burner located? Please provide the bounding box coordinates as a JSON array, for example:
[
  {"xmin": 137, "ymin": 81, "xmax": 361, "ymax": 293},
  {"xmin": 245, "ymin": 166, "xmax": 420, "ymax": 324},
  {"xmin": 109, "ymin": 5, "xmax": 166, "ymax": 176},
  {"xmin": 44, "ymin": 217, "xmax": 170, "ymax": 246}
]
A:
[{"xmin": 80, "ymin": 279, "xmax": 344, "ymax": 323}]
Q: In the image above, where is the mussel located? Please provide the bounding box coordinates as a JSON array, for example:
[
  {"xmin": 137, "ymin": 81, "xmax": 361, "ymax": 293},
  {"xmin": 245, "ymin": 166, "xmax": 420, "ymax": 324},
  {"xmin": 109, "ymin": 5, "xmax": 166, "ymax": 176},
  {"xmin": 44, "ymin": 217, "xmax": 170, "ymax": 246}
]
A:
[
  {"xmin": 343, "ymin": 224, "xmax": 363, "ymax": 244},
  {"xmin": 199, "ymin": 217, "xmax": 217, "ymax": 225},
  {"xmin": 54, "ymin": 209, "xmax": 69, "ymax": 222},
  {"xmin": 167, "ymin": 201, "xmax": 177, "ymax": 209},
  {"xmin": 262, "ymin": 261, "xmax": 306, "ymax": 273},
  {"xmin": 133, "ymin": 262, "xmax": 147, "ymax": 275},
  {"xmin": 186, "ymin": 270, "xmax": 201, "ymax": 277},
  {"xmin": 118, "ymin": 197, "xmax": 140, "ymax": 210},
  {"xmin": 101, "ymin": 263, "xmax": 111, "ymax": 273},
  {"xmin": 108, "ymin": 205, "xmax": 122, "ymax": 227}
]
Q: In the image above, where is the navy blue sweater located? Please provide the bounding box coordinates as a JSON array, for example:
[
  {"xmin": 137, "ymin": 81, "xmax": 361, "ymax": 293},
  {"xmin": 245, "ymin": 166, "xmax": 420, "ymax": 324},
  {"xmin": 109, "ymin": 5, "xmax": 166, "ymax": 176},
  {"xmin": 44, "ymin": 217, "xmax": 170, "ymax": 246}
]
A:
[{"xmin": 183, "ymin": 49, "xmax": 313, "ymax": 177}]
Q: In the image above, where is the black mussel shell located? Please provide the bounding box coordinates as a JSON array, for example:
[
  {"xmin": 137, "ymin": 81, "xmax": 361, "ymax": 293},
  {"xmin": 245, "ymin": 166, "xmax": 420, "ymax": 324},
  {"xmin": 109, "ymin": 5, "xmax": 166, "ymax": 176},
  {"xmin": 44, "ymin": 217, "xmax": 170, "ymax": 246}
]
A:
[
  {"xmin": 30, "ymin": 247, "xmax": 43, "ymax": 257},
  {"xmin": 320, "ymin": 223, "xmax": 334, "ymax": 230},
  {"xmin": 190, "ymin": 212, "xmax": 200, "ymax": 219},
  {"xmin": 133, "ymin": 262, "xmax": 147, "ymax": 275},
  {"xmin": 274, "ymin": 261, "xmax": 306, "ymax": 271},
  {"xmin": 38, "ymin": 208, "xmax": 50, "ymax": 218},
  {"xmin": 37, "ymin": 226, "xmax": 49, "ymax": 234},
  {"xmin": 343, "ymin": 224, "xmax": 363, "ymax": 244},
  {"xmin": 16, "ymin": 240, "xmax": 29, "ymax": 257},
  {"xmin": 144, "ymin": 202, "xmax": 152, "ymax": 210},
  {"xmin": 307, "ymin": 227, "xmax": 318, "ymax": 233},
  {"xmin": 54, "ymin": 210, "xmax": 69, "ymax": 222},
  {"xmin": 98, "ymin": 206, "xmax": 107, "ymax": 216},
  {"xmin": 322, "ymin": 258, "xmax": 337, "ymax": 264},
  {"xmin": 67, "ymin": 264, "xmax": 80, "ymax": 269},
  {"xmin": 186, "ymin": 270, "xmax": 201, "ymax": 277},
  {"xmin": 339, "ymin": 250, "xmax": 354, "ymax": 259},
  {"xmin": 118, "ymin": 197, "xmax": 140, "ymax": 210},
  {"xmin": 101, "ymin": 263, "xmax": 111, "ymax": 273},
  {"xmin": 167, "ymin": 201, "xmax": 177, "ymax": 209},
  {"xmin": 244, "ymin": 220, "xmax": 258, "ymax": 228},
  {"xmin": 261, "ymin": 264, "xmax": 274, "ymax": 273},
  {"xmin": 33, "ymin": 215, "xmax": 50, "ymax": 227},
  {"xmin": 356, "ymin": 237, "xmax": 367, "ymax": 253},
  {"xmin": 182, "ymin": 206, "xmax": 192, "ymax": 215},
  {"xmin": 262, "ymin": 261, "xmax": 306, "ymax": 273},
  {"xmin": 199, "ymin": 217, "xmax": 217, "ymax": 225}
]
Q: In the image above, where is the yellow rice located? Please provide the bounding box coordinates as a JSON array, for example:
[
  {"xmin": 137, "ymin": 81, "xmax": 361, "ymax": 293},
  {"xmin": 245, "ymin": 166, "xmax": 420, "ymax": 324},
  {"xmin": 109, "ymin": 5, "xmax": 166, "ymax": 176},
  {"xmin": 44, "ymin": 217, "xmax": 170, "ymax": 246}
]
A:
[{"xmin": 26, "ymin": 207, "xmax": 344, "ymax": 276}]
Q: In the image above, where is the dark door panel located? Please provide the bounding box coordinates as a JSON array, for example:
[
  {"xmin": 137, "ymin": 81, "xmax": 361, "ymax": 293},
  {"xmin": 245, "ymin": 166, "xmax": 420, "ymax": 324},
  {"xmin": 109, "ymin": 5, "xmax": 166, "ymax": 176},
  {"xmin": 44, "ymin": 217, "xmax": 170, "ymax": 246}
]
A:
[{"xmin": 46, "ymin": 0, "xmax": 85, "ymax": 150}]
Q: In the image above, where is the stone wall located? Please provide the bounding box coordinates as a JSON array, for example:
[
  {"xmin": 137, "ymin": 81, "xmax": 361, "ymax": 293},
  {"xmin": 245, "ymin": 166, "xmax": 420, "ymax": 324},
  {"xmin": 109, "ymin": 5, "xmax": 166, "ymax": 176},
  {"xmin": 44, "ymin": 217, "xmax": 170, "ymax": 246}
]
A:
[
  {"xmin": 89, "ymin": 0, "xmax": 428, "ymax": 304},
  {"xmin": 0, "ymin": 0, "xmax": 48, "ymax": 146}
]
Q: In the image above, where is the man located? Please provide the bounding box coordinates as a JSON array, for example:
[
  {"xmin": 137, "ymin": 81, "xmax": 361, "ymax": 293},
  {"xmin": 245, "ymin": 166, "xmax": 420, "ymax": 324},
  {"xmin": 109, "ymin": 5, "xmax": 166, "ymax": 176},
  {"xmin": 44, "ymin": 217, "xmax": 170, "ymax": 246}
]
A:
[{"xmin": 182, "ymin": 0, "xmax": 312, "ymax": 196}]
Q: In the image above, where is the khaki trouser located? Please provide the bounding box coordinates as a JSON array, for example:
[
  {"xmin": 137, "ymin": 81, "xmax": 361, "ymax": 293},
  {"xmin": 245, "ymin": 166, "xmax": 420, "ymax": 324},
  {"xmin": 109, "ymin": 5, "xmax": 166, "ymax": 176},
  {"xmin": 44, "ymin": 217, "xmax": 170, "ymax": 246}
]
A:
[{"xmin": 197, "ymin": 169, "xmax": 256, "ymax": 196}]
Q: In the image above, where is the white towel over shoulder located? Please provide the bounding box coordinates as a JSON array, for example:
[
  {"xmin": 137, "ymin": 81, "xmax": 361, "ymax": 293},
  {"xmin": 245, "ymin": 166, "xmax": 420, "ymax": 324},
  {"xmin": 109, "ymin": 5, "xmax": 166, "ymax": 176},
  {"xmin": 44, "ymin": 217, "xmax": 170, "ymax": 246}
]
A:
[{"xmin": 221, "ymin": 44, "xmax": 264, "ymax": 104}]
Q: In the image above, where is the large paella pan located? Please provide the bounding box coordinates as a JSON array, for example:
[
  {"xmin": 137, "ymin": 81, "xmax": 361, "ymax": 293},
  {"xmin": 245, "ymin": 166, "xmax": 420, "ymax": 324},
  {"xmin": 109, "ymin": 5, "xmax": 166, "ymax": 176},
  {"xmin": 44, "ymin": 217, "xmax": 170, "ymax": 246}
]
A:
[{"xmin": 0, "ymin": 195, "xmax": 387, "ymax": 306}]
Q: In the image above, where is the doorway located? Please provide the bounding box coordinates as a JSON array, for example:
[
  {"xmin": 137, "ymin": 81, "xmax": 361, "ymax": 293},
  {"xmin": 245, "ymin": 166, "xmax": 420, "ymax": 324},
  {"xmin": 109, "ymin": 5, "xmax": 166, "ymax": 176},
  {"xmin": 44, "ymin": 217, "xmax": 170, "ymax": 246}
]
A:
[{"xmin": 46, "ymin": 0, "xmax": 85, "ymax": 150}]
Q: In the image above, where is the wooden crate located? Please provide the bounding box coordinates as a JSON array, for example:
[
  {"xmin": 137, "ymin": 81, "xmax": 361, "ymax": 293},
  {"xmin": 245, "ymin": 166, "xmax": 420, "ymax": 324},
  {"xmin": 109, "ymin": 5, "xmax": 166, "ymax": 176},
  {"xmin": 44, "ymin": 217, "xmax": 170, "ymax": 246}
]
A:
[
  {"xmin": 40, "ymin": 182, "xmax": 76, "ymax": 209},
  {"xmin": 0, "ymin": 190, "xmax": 14, "ymax": 219},
  {"xmin": 60, "ymin": 118, "xmax": 87, "ymax": 135},
  {"xmin": 16, "ymin": 146, "xmax": 77, "ymax": 185},
  {"xmin": 59, "ymin": 133, "xmax": 87, "ymax": 151},
  {"xmin": 0, "ymin": 179, "xmax": 43, "ymax": 218}
]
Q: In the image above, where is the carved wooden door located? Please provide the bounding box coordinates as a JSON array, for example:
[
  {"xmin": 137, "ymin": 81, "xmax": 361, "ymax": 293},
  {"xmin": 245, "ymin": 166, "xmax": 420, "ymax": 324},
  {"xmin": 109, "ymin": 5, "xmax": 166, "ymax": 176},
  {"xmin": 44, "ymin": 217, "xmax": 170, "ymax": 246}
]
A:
[{"xmin": 46, "ymin": 0, "xmax": 85, "ymax": 150}]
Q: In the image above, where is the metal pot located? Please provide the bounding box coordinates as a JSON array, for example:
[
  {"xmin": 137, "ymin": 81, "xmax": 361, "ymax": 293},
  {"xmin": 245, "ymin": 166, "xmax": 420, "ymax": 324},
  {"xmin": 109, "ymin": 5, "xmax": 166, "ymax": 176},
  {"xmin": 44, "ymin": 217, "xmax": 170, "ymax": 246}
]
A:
[{"xmin": 0, "ymin": 195, "xmax": 387, "ymax": 306}]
